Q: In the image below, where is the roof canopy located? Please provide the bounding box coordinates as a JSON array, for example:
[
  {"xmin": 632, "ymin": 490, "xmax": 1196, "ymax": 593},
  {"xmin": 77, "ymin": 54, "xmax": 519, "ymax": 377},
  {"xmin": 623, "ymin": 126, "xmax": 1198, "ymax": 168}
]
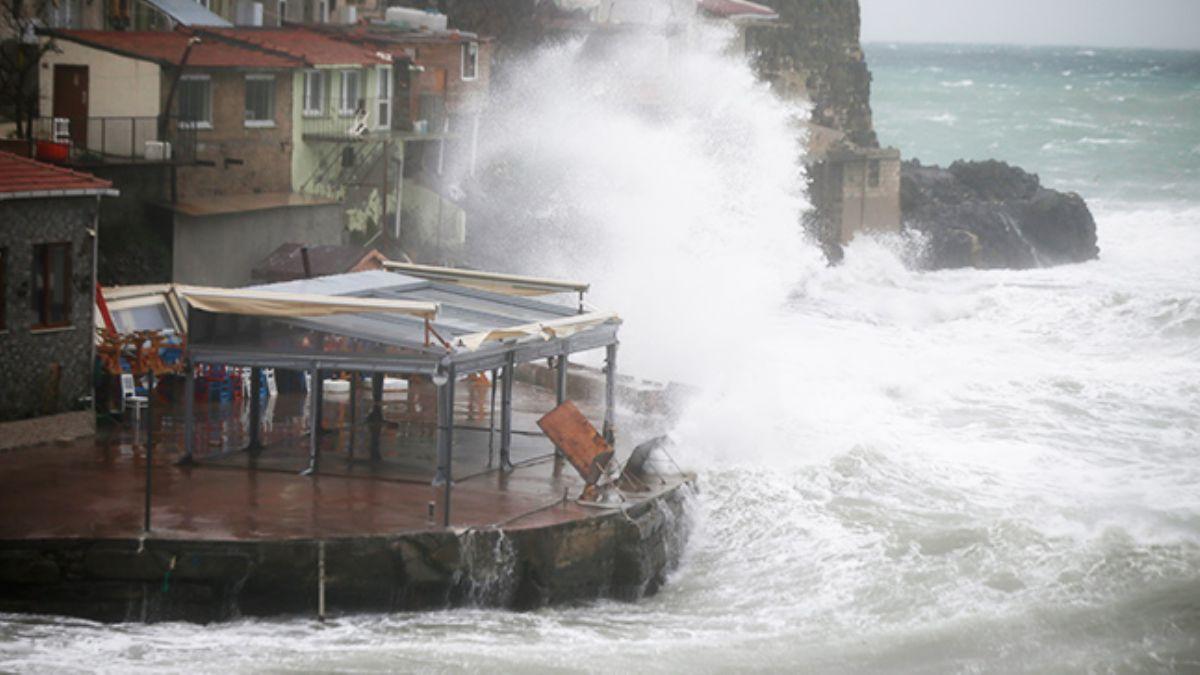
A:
[
  {"xmin": 142, "ymin": 0, "xmax": 232, "ymax": 26},
  {"xmin": 187, "ymin": 271, "xmax": 620, "ymax": 375},
  {"xmin": 0, "ymin": 150, "xmax": 117, "ymax": 200}
]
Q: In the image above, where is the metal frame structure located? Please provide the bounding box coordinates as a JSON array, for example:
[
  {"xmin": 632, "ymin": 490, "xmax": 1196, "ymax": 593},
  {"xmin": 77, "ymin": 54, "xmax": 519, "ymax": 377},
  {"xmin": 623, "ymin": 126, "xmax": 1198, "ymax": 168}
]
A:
[{"xmin": 179, "ymin": 270, "xmax": 621, "ymax": 527}]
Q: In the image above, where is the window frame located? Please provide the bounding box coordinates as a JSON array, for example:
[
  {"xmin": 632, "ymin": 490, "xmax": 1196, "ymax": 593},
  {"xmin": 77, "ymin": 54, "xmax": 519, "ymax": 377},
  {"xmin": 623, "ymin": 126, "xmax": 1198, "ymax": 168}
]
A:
[
  {"xmin": 177, "ymin": 74, "xmax": 213, "ymax": 130},
  {"xmin": 375, "ymin": 66, "xmax": 392, "ymax": 130},
  {"xmin": 461, "ymin": 41, "xmax": 478, "ymax": 81},
  {"xmin": 244, "ymin": 73, "xmax": 277, "ymax": 128},
  {"xmin": 31, "ymin": 242, "xmax": 72, "ymax": 330},
  {"xmin": 303, "ymin": 69, "xmax": 326, "ymax": 117},
  {"xmin": 338, "ymin": 69, "xmax": 362, "ymax": 117}
]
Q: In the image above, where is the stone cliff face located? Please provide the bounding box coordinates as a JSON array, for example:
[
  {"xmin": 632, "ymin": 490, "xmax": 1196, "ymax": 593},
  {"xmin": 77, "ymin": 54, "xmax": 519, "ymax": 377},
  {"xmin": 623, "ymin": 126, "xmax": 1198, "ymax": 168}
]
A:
[
  {"xmin": 752, "ymin": 0, "xmax": 878, "ymax": 148},
  {"xmin": 901, "ymin": 160, "xmax": 1099, "ymax": 269}
]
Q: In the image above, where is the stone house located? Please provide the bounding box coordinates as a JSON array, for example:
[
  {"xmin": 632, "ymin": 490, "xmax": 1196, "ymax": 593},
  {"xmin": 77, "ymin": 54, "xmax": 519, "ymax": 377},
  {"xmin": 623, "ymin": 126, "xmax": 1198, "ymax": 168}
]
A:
[{"xmin": 0, "ymin": 151, "xmax": 116, "ymax": 438}]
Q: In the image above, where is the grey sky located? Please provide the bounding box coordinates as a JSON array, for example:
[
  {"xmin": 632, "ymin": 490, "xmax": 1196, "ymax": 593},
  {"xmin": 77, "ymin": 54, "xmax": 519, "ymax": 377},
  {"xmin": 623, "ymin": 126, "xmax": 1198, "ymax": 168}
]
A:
[{"xmin": 859, "ymin": 0, "xmax": 1200, "ymax": 50}]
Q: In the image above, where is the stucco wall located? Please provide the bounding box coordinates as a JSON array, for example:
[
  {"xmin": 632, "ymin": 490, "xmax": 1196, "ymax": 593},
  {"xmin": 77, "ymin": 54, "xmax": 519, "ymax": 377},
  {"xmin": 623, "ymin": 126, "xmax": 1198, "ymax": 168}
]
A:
[
  {"xmin": 39, "ymin": 40, "xmax": 161, "ymax": 118},
  {"xmin": 171, "ymin": 203, "xmax": 344, "ymax": 287},
  {"xmin": 0, "ymin": 198, "xmax": 97, "ymax": 421}
]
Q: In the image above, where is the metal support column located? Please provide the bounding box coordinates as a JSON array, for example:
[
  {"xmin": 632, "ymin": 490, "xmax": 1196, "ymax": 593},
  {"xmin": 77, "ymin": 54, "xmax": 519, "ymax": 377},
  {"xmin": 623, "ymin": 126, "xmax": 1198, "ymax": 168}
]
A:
[
  {"xmin": 500, "ymin": 354, "xmax": 515, "ymax": 470},
  {"xmin": 554, "ymin": 352, "xmax": 568, "ymax": 459},
  {"xmin": 603, "ymin": 343, "xmax": 618, "ymax": 445},
  {"xmin": 143, "ymin": 372, "xmax": 156, "ymax": 533},
  {"xmin": 487, "ymin": 368, "xmax": 498, "ymax": 467},
  {"xmin": 347, "ymin": 372, "xmax": 358, "ymax": 459},
  {"xmin": 369, "ymin": 372, "xmax": 383, "ymax": 461},
  {"xmin": 313, "ymin": 369, "xmax": 324, "ymax": 434},
  {"xmin": 303, "ymin": 366, "xmax": 320, "ymax": 475},
  {"xmin": 247, "ymin": 366, "xmax": 262, "ymax": 452},
  {"xmin": 181, "ymin": 362, "xmax": 195, "ymax": 465},
  {"xmin": 434, "ymin": 367, "xmax": 456, "ymax": 527}
]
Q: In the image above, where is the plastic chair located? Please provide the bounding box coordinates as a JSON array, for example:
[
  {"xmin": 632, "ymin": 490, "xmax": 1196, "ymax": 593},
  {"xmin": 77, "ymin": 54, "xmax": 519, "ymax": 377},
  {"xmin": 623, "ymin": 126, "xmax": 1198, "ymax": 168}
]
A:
[{"xmin": 121, "ymin": 373, "xmax": 149, "ymax": 429}]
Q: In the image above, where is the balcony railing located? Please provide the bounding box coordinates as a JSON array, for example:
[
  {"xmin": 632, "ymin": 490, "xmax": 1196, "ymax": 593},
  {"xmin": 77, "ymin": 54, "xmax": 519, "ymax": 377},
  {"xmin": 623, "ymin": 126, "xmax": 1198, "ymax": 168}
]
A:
[
  {"xmin": 300, "ymin": 96, "xmax": 452, "ymax": 142},
  {"xmin": 31, "ymin": 116, "xmax": 198, "ymax": 164}
]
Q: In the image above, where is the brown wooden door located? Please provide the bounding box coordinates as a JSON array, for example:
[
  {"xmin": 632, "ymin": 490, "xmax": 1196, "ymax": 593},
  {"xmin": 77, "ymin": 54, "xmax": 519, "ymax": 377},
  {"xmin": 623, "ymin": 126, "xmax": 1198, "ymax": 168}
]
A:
[{"xmin": 53, "ymin": 65, "xmax": 88, "ymax": 148}]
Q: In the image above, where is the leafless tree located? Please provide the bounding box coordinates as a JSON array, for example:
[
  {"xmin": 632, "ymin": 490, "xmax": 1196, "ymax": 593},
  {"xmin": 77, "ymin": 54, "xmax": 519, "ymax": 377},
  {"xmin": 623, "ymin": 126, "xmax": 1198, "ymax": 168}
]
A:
[{"xmin": 0, "ymin": 0, "xmax": 57, "ymax": 139}]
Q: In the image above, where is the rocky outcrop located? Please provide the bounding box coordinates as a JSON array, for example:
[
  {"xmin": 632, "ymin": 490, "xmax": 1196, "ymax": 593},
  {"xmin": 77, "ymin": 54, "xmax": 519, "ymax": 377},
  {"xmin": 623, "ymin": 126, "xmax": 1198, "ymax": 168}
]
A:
[
  {"xmin": 752, "ymin": 0, "xmax": 878, "ymax": 148},
  {"xmin": 901, "ymin": 160, "xmax": 1099, "ymax": 270}
]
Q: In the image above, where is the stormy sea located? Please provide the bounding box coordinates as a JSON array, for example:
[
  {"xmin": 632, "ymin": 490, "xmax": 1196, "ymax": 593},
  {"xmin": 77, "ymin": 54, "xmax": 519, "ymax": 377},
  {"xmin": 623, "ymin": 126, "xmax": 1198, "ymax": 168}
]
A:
[{"xmin": 3, "ymin": 41, "xmax": 1198, "ymax": 672}]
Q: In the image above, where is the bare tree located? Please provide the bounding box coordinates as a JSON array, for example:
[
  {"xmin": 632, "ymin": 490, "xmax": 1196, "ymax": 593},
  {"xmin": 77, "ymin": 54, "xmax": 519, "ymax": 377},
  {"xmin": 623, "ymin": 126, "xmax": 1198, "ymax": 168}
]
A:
[{"xmin": 0, "ymin": 0, "xmax": 57, "ymax": 139}]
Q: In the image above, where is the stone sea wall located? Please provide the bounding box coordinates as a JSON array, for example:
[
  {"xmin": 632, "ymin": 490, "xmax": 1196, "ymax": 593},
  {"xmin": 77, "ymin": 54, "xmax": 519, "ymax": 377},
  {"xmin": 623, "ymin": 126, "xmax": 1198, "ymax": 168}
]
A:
[{"xmin": 0, "ymin": 481, "xmax": 693, "ymax": 623}]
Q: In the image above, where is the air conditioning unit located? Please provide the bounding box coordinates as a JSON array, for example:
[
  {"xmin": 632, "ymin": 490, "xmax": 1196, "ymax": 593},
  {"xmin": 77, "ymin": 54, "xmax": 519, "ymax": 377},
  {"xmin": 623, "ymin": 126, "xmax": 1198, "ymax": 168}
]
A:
[
  {"xmin": 52, "ymin": 117, "xmax": 71, "ymax": 143},
  {"xmin": 144, "ymin": 140, "xmax": 172, "ymax": 161},
  {"xmin": 337, "ymin": 4, "xmax": 355, "ymax": 23},
  {"xmin": 235, "ymin": 0, "xmax": 263, "ymax": 25}
]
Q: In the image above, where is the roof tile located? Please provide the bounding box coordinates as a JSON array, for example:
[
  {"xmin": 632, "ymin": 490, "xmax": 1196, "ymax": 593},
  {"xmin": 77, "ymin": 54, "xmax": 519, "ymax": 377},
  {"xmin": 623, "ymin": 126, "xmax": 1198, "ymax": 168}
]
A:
[{"xmin": 0, "ymin": 151, "xmax": 114, "ymax": 198}]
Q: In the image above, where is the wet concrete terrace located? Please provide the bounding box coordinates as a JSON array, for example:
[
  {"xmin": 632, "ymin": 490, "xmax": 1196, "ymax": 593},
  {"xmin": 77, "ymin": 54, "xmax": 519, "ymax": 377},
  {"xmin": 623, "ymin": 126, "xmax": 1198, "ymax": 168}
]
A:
[{"xmin": 0, "ymin": 380, "xmax": 627, "ymax": 541}]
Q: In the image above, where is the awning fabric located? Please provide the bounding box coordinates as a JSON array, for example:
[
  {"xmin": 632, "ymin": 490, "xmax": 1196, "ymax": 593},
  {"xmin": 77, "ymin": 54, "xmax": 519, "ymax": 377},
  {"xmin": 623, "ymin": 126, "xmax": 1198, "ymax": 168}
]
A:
[
  {"xmin": 177, "ymin": 286, "xmax": 439, "ymax": 319},
  {"xmin": 382, "ymin": 261, "xmax": 589, "ymax": 297},
  {"xmin": 455, "ymin": 311, "xmax": 620, "ymax": 351}
]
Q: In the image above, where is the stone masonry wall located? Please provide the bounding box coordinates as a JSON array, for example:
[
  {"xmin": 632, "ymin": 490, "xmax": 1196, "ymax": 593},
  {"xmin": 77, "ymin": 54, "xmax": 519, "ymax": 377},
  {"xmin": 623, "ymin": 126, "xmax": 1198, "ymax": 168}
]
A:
[{"xmin": 0, "ymin": 198, "xmax": 97, "ymax": 422}]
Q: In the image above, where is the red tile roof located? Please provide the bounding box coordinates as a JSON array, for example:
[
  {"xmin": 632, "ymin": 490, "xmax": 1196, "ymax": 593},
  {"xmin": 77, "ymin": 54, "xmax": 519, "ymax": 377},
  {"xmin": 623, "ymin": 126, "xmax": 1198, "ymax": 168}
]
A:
[
  {"xmin": 698, "ymin": 0, "xmax": 779, "ymax": 20},
  {"xmin": 0, "ymin": 151, "xmax": 116, "ymax": 200},
  {"xmin": 51, "ymin": 29, "xmax": 304, "ymax": 68},
  {"xmin": 201, "ymin": 27, "xmax": 392, "ymax": 66}
]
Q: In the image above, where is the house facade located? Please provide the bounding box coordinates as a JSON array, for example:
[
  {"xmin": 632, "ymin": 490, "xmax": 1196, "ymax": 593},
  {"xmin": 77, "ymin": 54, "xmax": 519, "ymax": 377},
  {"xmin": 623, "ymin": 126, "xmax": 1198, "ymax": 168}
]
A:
[{"xmin": 0, "ymin": 151, "xmax": 116, "ymax": 432}]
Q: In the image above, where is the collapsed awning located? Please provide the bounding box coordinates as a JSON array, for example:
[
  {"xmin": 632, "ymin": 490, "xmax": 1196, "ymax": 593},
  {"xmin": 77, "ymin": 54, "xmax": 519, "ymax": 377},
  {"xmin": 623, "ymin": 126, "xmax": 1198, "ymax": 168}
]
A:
[
  {"xmin": 177, "ymin": 285, "xmax": 439, "ymax": 319},
  {"xmin": 455, "ymin": 311, "xmax": 620, "ymax": 351},
  {"xmin": 382, "ymin": 261, "xmax": 589, "ymax": 297}
]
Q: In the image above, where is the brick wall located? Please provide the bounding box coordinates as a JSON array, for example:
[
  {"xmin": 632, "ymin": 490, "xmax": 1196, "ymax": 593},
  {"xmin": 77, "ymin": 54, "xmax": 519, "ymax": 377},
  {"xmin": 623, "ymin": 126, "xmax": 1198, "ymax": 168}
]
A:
[
  {"xmin": 167, "ymin": 69, "xmax": 295, "ymax": 200},
  {"xmin": 0, "ymin": 198, "xmax": 97, "ymax": 421}
]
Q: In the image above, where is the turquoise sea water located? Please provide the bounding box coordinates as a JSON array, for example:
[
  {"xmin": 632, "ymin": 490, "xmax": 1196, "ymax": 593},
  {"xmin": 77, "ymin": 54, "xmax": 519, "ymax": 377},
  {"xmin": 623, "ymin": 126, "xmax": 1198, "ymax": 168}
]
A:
[{"xmin": 867, "ymin": 43, "xmax": 1200, "ymax": 205}]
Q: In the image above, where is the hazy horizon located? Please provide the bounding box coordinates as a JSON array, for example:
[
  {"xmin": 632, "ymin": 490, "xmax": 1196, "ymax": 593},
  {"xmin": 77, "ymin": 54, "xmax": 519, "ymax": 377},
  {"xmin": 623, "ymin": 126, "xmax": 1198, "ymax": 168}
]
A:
[{"xmin": 860, "ymin": 0, "xmax": 1200, "ymax": 51}]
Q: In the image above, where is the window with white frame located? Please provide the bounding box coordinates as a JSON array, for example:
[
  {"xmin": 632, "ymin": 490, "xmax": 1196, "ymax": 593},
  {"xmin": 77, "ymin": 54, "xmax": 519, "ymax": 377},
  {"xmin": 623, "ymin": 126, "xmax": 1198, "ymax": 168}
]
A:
[
  {"xmin": 178, "ymin": 75, "xmax": 212, "ymax": 128},
  {"xmin": 303, "ymin": 70, "xmax": 325, "ymax": 116},
  {"xmin": 461, "ymin": 41, "xmax": 478, "ymax": 81},
  {"xmin": 375, "ymin": 67, "xmax": 392, "ymax": 129},
  {"xmin": 244, "ymin": 74, "xmax": 276, "ymax": 126},
  {"xmin": 338, "ymin": 69, "xmax": 362, "ymax": 116}
]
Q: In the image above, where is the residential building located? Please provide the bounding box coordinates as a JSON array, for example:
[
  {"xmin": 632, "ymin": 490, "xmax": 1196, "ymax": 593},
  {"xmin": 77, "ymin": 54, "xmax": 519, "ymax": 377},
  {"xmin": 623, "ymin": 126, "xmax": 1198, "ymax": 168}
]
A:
[{"xmin": 0, "ymin": 150, "xmax": 116, "ymax": 437}]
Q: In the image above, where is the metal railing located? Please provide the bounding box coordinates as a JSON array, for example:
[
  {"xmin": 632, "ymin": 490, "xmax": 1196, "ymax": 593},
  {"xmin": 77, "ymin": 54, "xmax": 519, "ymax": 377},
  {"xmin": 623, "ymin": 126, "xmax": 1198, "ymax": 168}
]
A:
[
  {"xmin": 30, "ymin": 116, "xmax": 198, "ymax": 164},
  {"xmin": 300, "ymin": 96, "xmax": 449, "ymax": 140}
]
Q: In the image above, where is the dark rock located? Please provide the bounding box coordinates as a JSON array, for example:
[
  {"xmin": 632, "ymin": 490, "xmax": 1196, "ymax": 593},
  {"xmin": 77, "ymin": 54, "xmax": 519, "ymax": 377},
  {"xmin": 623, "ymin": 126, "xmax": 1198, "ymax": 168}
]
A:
[{"xmin": 901, "ymin": 159, "xmax": 1099, "ymax": 269}]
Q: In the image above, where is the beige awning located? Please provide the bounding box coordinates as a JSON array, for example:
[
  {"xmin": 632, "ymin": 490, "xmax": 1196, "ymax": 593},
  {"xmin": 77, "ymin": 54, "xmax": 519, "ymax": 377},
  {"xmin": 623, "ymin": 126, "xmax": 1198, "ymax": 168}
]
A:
[
  {"xmin": 455, "ymin": 311, "xmax": 619, "ymax": 351},
  {"xmin": 176, "ymin": 285, "xmax": 439, "ymax": 319},
  {"xmin": 382, "ymin": 261, "xmax": 589, "ymax": 297}
]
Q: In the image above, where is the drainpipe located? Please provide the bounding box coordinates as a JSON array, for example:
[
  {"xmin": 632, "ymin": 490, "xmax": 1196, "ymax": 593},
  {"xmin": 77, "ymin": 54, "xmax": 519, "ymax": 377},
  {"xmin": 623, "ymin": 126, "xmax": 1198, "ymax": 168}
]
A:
[{"xmin": 160, "ymin": 36, "xmax": 201, "ymax": 204}]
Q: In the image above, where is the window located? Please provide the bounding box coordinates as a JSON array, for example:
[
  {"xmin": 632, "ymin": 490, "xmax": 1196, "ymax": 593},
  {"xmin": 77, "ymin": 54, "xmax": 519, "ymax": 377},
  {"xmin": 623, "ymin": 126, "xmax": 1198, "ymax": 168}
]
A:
[
  {"xmin": 244, "ymin": 74, "xmax": 276, "ymax": 126},
  {"xmin": 338, "ymin": 69, "xmax": 361, "ymax": 116},
  {"xmin": 178, "ymin": 75, "xmax": 212, "ymax": 128},
  {"xmin": 46, "ymin": 0, "xmax": 82, "ymax": 28},
  {"xmin": 868, "ymin": 159, "xmax": 881, "ymax": 188},
  {"xmin": 303, "ymin": 70, "xmax": 325, "ymax": 116},
  {"xmin": 461, "ymin": 41, "xmax": 478, "ymax": 81},
  {"xmin": 375, "ymin": 67, "xmax": 392, "ymax": 129},
  {"xmin": 32, "ymin": 243, "xmax": 71, "ymax": 328}
]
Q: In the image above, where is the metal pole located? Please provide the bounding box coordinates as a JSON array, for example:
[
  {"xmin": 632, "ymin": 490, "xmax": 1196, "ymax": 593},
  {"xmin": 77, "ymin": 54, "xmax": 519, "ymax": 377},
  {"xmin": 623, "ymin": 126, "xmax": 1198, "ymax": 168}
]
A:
[
  {"xmin": 348, "ymin": 372, "xmax": 358, "ymax": 460},
  {"xmin": 304, "ymin": 366, "xmax": 319, "ymax": 475},
  {"xmin": 370, "ymin": 372, "xmax": 383, "ymax": 461},
  {"xmin": 313, "ymin": 369, "xmax": 324, "ymax": 434},
  {"xmin": 143, "ymin": 372, "xmax": 156, "ymax": 533},
  {"xmin": 247, "ymin": 366, "xmax": 262, "ymax": 452},
  {"xmin": 487, "ymin": 368, "xmax": 497, "ymax": 467},
  {"xmin": 500, "ymin": 354, "xmax": 514, "ymax": 470},
  {"xmin": 555, "ymin": 352, "xmax": 568, "ymax": 460},
  {"xmin": 435, "ymin": 367, "xmax": 456, "ymax": 526},
  {"xmin": 603, "ymin": 343, "xmax": 618, "ymax": 445},
  {"xmin": 317, "ymin": 540, "xmax": 326, "ymax": 621},
  {"xmin": 182, "ymin": 361, "xmax": 195, "ymax": 464}
]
